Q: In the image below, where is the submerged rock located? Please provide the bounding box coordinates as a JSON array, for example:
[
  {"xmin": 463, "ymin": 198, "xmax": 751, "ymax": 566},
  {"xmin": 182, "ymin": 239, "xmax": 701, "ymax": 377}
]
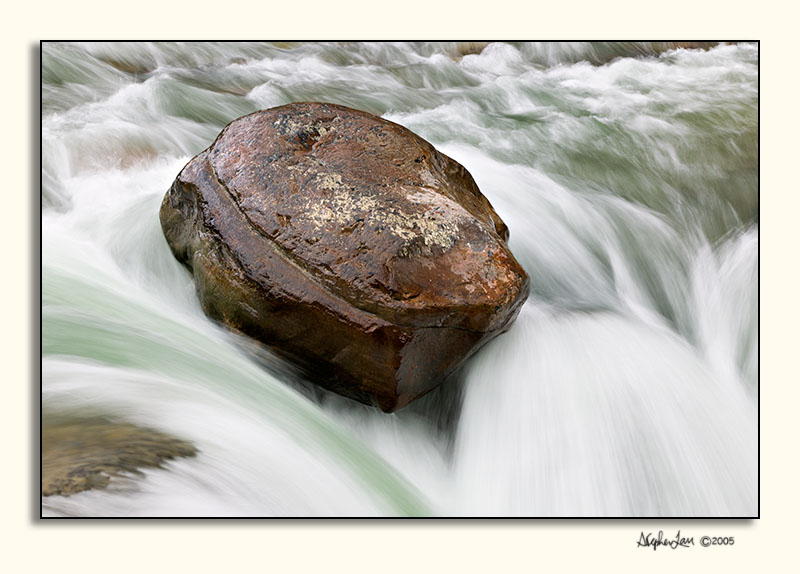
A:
[
  {"xmin": 160, "ymin": 102, "xmax": 529, "ymax": 411},
  {"xmin": 42, "ymin": 417, "xmax": 197, "ymax": 497}
]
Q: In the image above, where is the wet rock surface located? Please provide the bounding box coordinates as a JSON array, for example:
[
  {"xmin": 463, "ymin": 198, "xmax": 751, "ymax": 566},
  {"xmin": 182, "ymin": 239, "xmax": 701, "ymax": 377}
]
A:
[
  {"xmin": 42, "ymin": 417, "xmax": 197, "ymax": 497},
  {"xmin": 160, "ymin": 102, "xmax": 529, "ymax": 411}
]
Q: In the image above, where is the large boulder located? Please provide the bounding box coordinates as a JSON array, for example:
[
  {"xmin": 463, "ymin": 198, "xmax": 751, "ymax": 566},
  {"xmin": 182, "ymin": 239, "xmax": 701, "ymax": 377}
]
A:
[{"xmin": 160, "ymin": 102, "xmax": 529, "ymax": 412}]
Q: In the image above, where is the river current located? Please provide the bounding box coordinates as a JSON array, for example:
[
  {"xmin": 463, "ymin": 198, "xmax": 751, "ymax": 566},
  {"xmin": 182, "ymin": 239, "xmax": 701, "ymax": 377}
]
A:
[{"xmin": 41, "ymin": 41, "xmax": 758, "ymax": 517}]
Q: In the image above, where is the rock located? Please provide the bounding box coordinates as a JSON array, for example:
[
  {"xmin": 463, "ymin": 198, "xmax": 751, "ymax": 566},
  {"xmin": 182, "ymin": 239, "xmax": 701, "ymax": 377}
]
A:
[
  {"xmin": 451, "ymin": 42, "xmax": 492, "ymax": 59},
  {"xmin": 42, "ymin": 417, "xmax": 197, "ymax": 497},
  {"xmin": 160, "ymin": 102, "xmax": 529, "ymax": 412}
]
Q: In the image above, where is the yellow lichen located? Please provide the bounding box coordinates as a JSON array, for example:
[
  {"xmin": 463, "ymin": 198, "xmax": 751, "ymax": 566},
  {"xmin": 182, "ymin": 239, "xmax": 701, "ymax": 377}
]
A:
[{"xmin": 302, "ymin": 185, "xmax": 466, "ymax": 256}]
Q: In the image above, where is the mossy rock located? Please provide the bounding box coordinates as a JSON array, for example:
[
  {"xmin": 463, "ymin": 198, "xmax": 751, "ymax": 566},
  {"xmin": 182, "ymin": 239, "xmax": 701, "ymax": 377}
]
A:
[{"xmin": 42, "ymin": 417, "xmax": 197, "ymax": 497}]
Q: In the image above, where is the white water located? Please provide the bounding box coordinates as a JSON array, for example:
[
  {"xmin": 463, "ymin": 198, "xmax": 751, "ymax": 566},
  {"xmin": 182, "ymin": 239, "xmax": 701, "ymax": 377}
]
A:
[{"xmin": 41, "ymin": 41, "xmax": 758, "ymax": 516}]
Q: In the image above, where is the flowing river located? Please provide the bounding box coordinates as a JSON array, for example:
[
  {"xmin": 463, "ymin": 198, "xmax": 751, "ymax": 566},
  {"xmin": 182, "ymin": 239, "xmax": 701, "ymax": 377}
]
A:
[{"xmin": 41, "ymin": 41, "xmax": 758, "ymax": 517}]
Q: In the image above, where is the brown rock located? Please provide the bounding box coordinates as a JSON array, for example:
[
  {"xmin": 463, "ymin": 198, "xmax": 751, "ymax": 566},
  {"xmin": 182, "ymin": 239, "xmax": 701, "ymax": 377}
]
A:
[
  {"xmin": 160, "ymin": 102, "xmax": 529, "ymax": 411},
  {"xmin": 451, "ymin": 42, "xmax": 492, "ymax": 59},
  {"xmin": 42, "ymin": 417, "xmax": 197, "ymax": 497}
]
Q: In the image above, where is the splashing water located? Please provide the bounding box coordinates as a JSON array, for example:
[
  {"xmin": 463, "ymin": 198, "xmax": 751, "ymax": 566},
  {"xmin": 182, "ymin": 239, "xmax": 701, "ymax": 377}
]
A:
[{"xmin": 41, "ymin": 41, "xmax": 758, "ymax": 517}]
